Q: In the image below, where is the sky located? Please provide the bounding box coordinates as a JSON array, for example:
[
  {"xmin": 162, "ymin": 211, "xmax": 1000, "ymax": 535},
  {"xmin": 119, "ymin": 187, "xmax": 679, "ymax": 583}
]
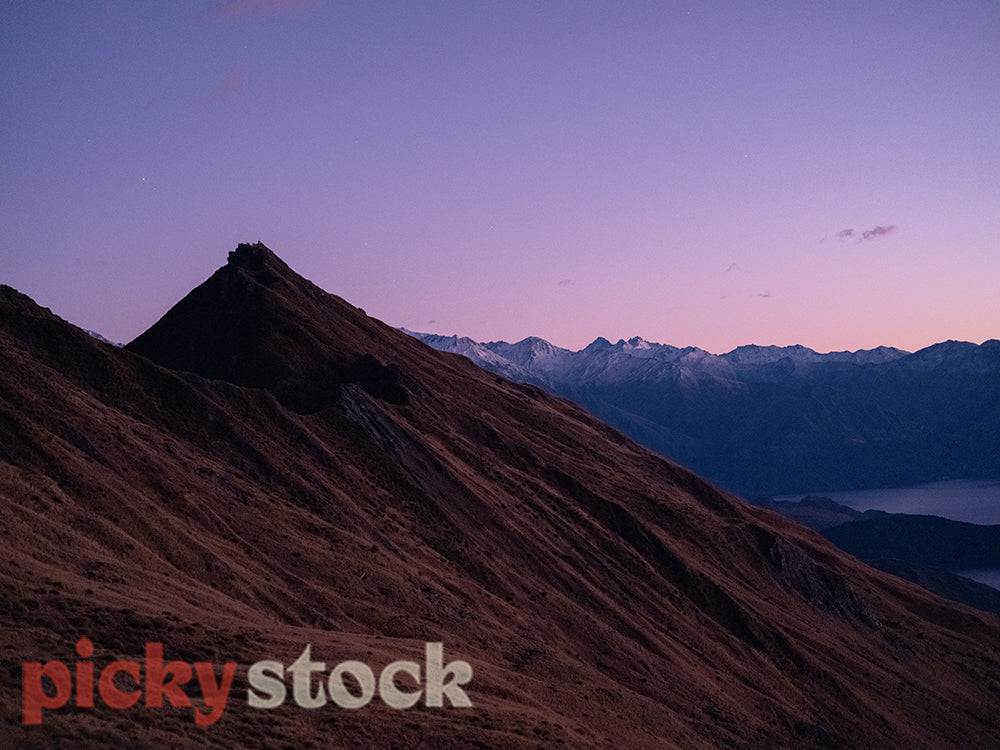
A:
[{"xmin": 2, "ymin": 0, "xmax": 998, "ymax": 354}]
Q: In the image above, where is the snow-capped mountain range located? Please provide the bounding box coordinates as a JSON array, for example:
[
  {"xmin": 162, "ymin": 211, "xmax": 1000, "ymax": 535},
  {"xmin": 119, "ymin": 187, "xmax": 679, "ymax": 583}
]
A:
[
  {"xmin": 406, "ymin": 330, "xmax": 1000, "ymax": 497},
  {"xmin": 404, "ymin": 331, "xmax": 908, "ymax": 384}
]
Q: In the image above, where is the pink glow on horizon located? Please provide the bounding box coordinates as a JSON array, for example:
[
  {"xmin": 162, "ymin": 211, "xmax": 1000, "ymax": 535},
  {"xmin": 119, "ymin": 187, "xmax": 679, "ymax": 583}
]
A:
[{"xmin": 2, "ymin": 2, "xmax": 998, "ymax": 355}]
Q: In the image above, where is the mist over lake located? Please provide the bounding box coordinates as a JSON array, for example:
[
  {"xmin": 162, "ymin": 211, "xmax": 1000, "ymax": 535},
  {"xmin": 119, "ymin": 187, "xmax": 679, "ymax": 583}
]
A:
[
  {"xmin": 958, "ymin": 568, "xmax": 1000, "ymax": 591},
  {"xmin": 775, "ymin": 480, "xmax": 1000, "ymax": 526}
]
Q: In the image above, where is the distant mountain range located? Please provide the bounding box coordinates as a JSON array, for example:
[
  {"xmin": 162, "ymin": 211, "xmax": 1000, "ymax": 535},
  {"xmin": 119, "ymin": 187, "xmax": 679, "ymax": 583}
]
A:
[{"xmin": 407, "ymin": 331, "xmax": 1000, "ymax": 497}]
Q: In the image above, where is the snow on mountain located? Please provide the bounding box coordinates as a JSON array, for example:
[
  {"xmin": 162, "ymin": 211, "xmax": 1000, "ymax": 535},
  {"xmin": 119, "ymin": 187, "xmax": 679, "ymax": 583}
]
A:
[
  {"xmin": 721, "ymin": 344, "xmax": 826, "ymax": 366},
  {"xmin": 405, "ymin": 331, "xmax": 909, "ymax": 387},
  {"xmin": 834, "ymin": 345, "xmax": 909, "ymax": 365},
  {"xmin": 402, "ymin": 330, "xmax": 540, "ymax": 384},
  {"xmin": 483, "ymin": 336, "xmax": 572, "ymax": 370},
  {"xmin": 84, "ymin": 329, "xmax": 123, "ymax": 347},
  {"xmin": 720, "ymin": 344, "xmax": 909, "ymax": 367},
  {"xmin": 900, "ymin": 339, "xmax": 1000, "ymax": 371}
]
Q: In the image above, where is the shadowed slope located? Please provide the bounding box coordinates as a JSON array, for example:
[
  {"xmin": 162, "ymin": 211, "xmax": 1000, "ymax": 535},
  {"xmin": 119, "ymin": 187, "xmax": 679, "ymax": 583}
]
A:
[
  {"xmin": 127, "ymin": 242, "xmax": 411, "ymax": 411},
  {"xmin": 1, "ymin": 245, "xmax": 999, "ymax": 748}
]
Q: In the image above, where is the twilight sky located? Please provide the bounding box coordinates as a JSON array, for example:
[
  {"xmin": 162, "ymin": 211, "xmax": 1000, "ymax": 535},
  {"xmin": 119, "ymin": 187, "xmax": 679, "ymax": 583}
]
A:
[{"xmin": 3, "ymin": 1, "xmax": 998, "ymax": 353}]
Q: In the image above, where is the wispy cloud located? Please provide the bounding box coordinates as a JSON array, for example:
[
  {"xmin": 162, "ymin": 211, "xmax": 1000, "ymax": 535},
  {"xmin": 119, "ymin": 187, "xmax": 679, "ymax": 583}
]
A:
[
  {"xmin": 207, "ymin": 63, "xmax": 248, "ymax": 104},
  {"xmin": 861, "ymin": 225, "xmax": 895, "ymax": 240},
  {"xmin": 833, "ymin": 225, "xmax": 896, "ymax": 243},
  {"xmin": 207, "ymin": 0, "xmax": 321, "ymax": 23}
]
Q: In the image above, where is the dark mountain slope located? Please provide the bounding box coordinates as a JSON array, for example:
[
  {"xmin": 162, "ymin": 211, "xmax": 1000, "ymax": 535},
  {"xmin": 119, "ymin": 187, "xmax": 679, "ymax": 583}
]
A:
[
  {"xmin": 824, "ymin": 514, "xmax": 1000, "ymax": 570},
  {"xmin": 1, "ymin": 244, "xmax": 999, "ymax": 749},
  {"xmin": 816, "ymin": 340, "xmax": 1000, "ymax": 481},
  {"xmin": 127, "ymin": 242, "xmax": 412, "ymax": 412}
]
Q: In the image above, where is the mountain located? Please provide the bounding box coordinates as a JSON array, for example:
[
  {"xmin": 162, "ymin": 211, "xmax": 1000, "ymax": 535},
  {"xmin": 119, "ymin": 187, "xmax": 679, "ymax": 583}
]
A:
[
  {"xmin": 754, "ymin": 496, "xmax": 1000, "ymax": 614},
  {"xmin": 2, "ymin": 242, "xmax": 1000, "ymax": 748},
  {"xmin": 84, "ymin": 329, "xmax": 122, "ymax": 347},
  {"xmin": 823, "ymin": 514, "xmax": 1000, "ymax": 570},
  {"xmin": 753, "ymin": 495, "xmax": 871, "ymax": 531},
  {"xmin": 408, "ymin": 331, "xmax": 1000, "ymax": 496}
]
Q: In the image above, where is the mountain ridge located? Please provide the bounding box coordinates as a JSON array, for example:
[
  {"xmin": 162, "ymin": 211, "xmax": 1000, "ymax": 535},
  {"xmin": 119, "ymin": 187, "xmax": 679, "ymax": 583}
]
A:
[
  {"xmin": 2, "ymin": 244, "xmax": 1000, "ymax": 748},
  {"xmin": 409, "ymin": 332, "xmax": 915, "ymax": 366}
]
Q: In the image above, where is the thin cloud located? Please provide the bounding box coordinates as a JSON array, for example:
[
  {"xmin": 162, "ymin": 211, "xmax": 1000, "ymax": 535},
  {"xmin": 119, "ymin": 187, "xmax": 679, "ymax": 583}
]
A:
[
  {"xmin": 861, "ymin": 225, "xmax": 895, "ymax": 240},
  {"xmin": 207, "ymin": 64, "xmax": 248, "ymax": 104},
  {"xmin": 207, "ymin": 0, "xmax": 321, "ymax": 22},
  {"xmin": 833, "ymin": 225, "xmax": 896, "ymax": 243}
]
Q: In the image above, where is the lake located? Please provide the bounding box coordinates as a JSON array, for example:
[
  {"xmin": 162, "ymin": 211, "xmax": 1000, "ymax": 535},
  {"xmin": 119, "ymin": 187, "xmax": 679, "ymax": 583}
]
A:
[{"xmin": 774, "ymin": 479, "xmax": 1000, "ymax": 526}]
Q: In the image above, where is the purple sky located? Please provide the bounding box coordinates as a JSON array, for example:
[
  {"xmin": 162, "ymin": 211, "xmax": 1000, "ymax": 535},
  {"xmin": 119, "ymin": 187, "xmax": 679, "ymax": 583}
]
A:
[{"xmin": 3, "ymin": 1, "xmax": 998, "ymax": 353}]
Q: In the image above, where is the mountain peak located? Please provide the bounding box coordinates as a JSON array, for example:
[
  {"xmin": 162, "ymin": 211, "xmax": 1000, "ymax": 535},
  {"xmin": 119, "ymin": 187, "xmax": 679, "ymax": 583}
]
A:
[
  {"xmin": 223, "ymin": 241, "xmax": 297, "ymax": 286},
  {"xmin": 126, "ymin": 243, "xmax": 412, "ymax": 412},
  {"xmin": 584, "ymin": 336, "xmax": 614, "ymax": 351},
  {"xmin": 228, "ymin": 240, "xmax": 278, "ymax": 266},
  {"xmin": 722, "ymin": 343, "xmax": 821, "ymax": 365}
]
